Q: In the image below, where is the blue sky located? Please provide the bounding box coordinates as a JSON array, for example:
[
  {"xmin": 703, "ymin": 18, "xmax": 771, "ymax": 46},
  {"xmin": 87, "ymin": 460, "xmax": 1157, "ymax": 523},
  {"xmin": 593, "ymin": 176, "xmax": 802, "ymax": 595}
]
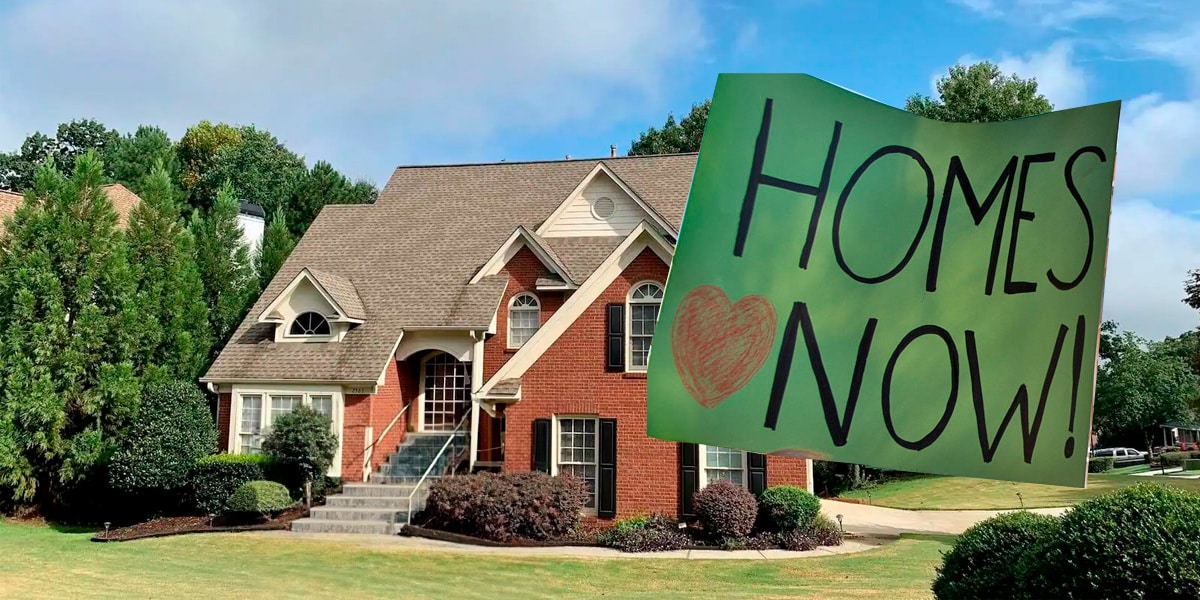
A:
[{"xmin": 0, "ymin": 0, "xmax": 1198, "ymax": 339}]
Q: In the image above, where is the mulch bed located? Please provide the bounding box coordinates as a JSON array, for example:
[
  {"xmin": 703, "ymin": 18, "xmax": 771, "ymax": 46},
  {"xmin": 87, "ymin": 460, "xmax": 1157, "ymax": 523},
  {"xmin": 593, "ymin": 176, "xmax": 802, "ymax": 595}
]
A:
[
  {"xmin": 400, "ymin": 524, "xmax": 603, "ymax": 547},
  {"xmin": 91, "ymin": 505, "xmax": 309, "ymax": 542}
]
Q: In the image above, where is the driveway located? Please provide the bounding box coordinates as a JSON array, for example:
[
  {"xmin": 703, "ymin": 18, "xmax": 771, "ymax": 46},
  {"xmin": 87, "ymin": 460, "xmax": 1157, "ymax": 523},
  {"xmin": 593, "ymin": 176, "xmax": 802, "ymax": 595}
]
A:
[{"xmin": 822, "ymin": 499, "xmax": 1067, "ymax": 537}]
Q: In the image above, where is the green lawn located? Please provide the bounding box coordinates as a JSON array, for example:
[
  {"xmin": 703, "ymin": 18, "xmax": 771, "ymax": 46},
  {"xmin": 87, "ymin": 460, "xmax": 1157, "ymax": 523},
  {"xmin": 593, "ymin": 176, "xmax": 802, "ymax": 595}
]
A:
[
  {"xmin": 0, "ymin": 522, "xmax": 952, "ymax": 599},
  {"xmin": 841, "ymin": 470, "xmax": 1200, "ymax": 510}
]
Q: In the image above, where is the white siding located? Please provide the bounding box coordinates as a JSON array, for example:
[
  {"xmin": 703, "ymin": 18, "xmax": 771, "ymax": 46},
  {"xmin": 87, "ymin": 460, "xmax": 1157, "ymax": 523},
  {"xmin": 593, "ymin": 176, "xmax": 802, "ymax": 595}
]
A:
[
  {"xmin": 237, "ymin": 213, "xmax": 265, "ymax": 257},
  {"xmin": 267, "ymin": 279, "xmax": 349, "ymax": 342},
  {"xmin": 542, "ymin": 172, "xmax": 650, "ymax": 238}
]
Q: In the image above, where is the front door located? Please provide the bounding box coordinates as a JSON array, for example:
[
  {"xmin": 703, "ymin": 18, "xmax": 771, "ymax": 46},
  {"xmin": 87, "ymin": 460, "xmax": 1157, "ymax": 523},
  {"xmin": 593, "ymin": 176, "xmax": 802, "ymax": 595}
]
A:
[{"xmin": 422, "ymin": 352, "xmax": 471, "ymax": 431}]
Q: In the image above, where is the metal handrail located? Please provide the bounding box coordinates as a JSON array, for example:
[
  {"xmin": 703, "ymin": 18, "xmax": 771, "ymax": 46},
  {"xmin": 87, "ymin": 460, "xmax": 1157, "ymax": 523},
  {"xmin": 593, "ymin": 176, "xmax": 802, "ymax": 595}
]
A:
[
  {"xmin": 404, "ymin": 412, "xmax": 470, "ymax": 526},
  {"xmin": 363, "ymin": 403, "xmax": 411, "ymax": 480}
]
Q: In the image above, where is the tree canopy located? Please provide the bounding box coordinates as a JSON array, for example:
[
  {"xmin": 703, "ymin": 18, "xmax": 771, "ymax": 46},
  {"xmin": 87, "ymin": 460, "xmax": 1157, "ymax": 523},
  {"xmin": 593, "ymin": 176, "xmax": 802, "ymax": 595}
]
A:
[
  {"xmin": 628, "ymin": 100, "xmax": 710, "ymax": 156},
  {"xmin": 905, "ymin": 62, "xmax": 1053, "ymax": 123},
  {"xmin": 1094, "ymin": 324, "xmax": 1199, "ymax": 449}
]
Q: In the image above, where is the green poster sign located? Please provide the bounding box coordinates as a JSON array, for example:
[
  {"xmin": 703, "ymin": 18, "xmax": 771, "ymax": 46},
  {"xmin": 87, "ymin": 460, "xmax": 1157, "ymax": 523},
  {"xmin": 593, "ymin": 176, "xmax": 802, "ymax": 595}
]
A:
[{"xmin": 646, "ymin": 74, "xmax": 1120, "ymax": 488}]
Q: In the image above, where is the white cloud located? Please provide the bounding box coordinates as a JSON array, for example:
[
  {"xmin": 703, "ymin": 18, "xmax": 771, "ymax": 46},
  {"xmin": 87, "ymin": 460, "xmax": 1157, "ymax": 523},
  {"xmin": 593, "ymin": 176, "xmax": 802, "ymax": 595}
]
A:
[
  {"xmin": 952, "ymin": 0, "xmax": 1001, "ymax": 17},
  {"xmin": 946, "ymin": 41, "xmax": 1088, "ymax": 109},
  {"xmin": 951, "ymin": 0, "xmax": 1126, "ymax": 28},
  {"xmin": 1103, "ymin": 201, "xmax": 1200, "ymax": 339},
  {"xmin": 1113, "ymin": 94, "xmax": 1200, "ymax": 199},
  {"xmin": 0, "ymin": 0, "xmax": 706, "ymax": 181}
]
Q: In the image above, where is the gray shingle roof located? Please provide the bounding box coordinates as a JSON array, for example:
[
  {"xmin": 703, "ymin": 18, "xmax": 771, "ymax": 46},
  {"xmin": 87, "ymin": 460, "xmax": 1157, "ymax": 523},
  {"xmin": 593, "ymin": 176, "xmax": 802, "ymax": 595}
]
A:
[
  {"xmin": 305, "ymin": 267, "xmax": 366, "ymax": 321},
  {"xmin": 203, "ymin": 153, "xmax": 697, "ymax": 383}
]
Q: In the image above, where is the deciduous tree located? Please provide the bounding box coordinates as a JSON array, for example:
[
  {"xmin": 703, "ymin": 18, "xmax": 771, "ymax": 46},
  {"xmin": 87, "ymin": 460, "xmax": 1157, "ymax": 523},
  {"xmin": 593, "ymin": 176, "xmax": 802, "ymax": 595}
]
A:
[
  {"xmin": 905, "ymin": 62, "xmax": 1053, "ymax": 123},
  {"xmin": 628, "ymin": 100, "xmax": 710, "ymax": 156}
]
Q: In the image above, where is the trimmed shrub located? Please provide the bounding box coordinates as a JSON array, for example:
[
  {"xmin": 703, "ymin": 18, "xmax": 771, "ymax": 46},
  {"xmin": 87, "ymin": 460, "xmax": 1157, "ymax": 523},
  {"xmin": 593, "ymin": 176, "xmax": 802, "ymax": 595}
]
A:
[
  {"xmin": 746, "ymin": 531, "xmax": 777, "ymax": 551},
  {"xmin": 693, "ymin": 480, "xmax": 758, "ymax": 542},
  {"xmin": 191, "ymin": 453, "xmax": 274, "ymax": 514},
  {"xmin": 108, "ymin": 381, "xmax": 217, "ymax": 511},
  {"xmin": 262, "ymin": 406, "xmax": 337, "ymax": 497},
  {"xmin": 1026, "ymin": 483, "xmax": 1200, "ymax": 599},
  {"xmin": 1161, "ymin": 451, "xmax": 1189, "ymax": 468},
  {"xmin": 932, "ymin": 510, "xmax": 1060, "ymax": 600},
  {"xmin": 421, "ymin": 472, "xmax": 589, "ymax": 542},
  {"xmin": 600, "ymin": 514, "xmax": 689, "ymax": 552},
  {"xmin": 1087, "ymin": 456, "xmax": 1114, "ymax": 473},
  {"xmin": 226, "ymin": 480, "xmax": 293, "ymax": 517},
  {"xmin": 759, "ymin": 484, "xmax": 822, "ymax": 531}
]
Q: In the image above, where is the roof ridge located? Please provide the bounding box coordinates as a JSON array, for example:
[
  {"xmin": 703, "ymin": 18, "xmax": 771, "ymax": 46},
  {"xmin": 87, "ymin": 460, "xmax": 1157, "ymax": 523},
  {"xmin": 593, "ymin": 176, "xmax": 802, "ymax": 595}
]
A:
[{"xmin": 389, "ymin": 152, "xmax": 699, "ymax": 171}]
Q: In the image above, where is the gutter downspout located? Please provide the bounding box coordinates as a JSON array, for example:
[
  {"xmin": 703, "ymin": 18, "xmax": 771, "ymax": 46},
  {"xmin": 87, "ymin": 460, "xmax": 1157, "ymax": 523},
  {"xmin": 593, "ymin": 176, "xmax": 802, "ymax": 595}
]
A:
[{"xmin": 469, "ymin": 330, "xmax": 484, "ymax": 471}]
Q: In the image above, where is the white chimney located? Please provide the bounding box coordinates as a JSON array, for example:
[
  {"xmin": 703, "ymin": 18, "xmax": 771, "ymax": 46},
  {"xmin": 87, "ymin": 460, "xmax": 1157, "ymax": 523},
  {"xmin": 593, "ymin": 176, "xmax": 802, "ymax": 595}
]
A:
[{"xmin": 610, "ymin": 144, "xmax": 617, "ymax": 157}]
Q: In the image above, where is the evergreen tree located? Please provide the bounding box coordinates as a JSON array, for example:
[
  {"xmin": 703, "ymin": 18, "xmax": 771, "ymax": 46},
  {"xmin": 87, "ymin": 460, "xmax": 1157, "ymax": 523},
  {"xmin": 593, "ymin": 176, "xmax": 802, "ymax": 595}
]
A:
[
  {"xmin": 256, "ymin": 209, "xmax": 296, "ymax": 291},
  {"xmin": 109, "ymin": 126, "xmax": 181, "ymax": 195},
  {"xmin": 0, "ymin": 152, "xmax": 141, "ymax": 504},
  {"xmin": 288, "ymin": 161, "xmax": 377, "ymax": 236},
  {"xmin": 126, "ymin": 162, "xmax": 212, "ymax": 384},
  {"xmin": 190, "ymin": 181, "xmax": 254, "ymax": 356}
]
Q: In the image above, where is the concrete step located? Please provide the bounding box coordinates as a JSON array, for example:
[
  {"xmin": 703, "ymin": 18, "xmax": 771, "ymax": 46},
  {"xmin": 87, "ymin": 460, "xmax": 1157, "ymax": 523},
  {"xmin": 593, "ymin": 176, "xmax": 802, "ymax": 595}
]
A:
[
  {"xmin": 343, "ymin": 482, "xmax": 421, "ymax": 497},
  {"xmin": 291, "ymin": 518, "xmax": 392, "ymax": 535},
  {"xmin": 326, "ymin": 495, "xmax": 412, "ymax": 509},
  {"xmin": 369, "ymin": 475, "xmax": 435, "ymax": 485},
  {"xmin": 310, "ymin": 506, "xmax": 408, "ymax": 522}
]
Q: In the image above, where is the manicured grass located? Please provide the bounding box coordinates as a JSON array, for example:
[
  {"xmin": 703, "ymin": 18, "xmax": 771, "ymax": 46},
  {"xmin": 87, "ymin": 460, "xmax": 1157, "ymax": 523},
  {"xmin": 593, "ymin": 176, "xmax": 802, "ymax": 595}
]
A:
[
  {"xmin": 0, "ymin": 521, "xmax": 952, "ymax": 599},
  {"xmin": 841, "ymin": 471, "xmax": 1200, "ymax": 510}
]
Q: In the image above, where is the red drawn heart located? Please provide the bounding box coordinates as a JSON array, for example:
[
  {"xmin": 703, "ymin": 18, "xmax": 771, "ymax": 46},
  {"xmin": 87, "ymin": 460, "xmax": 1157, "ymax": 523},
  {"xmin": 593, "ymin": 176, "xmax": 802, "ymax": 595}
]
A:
[{"xmin": 671, "ymin": 285, "xmax": 777, "ymax": 409}]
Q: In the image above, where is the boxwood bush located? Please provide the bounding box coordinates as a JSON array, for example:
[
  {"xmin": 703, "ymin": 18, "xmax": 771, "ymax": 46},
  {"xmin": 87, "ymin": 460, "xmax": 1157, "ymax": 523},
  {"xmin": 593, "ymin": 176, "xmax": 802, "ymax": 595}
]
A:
[
  {"xmin": 932, "ymin": 510, "xmax": 1060, "ymax": 600},
  {"xmin": 226, "ymin": 480, "xmax": 293, "ymax": 517},
  {"xmin": 759, "ymin": 484, "xmax": 822, "ymax": 531},
  {"xmin": 421, "ymin": 472, "xmax": 589, "ymax": 542},
  {"xmin": 692, "ymin": 480, "xmax": 758, "ymax": 542},
  {"xmin": 1027, "ymin": 483, "xmax": 1200, "ymax": 599},
  {"xmin": 108, "ymin": 381, "xmax": 217, "ymax": 512},
  {"xmin": 262, "ymin": 406, "xmax": 337, "ymax": 498},
  {"xmin": 1087, "ymin": 456, "xmax": 1114, "ymax": 473},
  {"xmin": 1161, "ymin": 451, "xmax": 1190, "ymax": 468},
  {"xmin": 191, "ymin": 453, "xmax": 275, "ymax": 514}
]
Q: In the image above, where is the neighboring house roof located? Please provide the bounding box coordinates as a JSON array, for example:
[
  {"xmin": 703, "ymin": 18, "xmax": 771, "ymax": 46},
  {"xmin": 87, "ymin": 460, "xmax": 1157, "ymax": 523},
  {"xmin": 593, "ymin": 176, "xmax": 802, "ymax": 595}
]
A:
[
  {"xmin": 0, "ymin": 184, "xmax": 142, "ymax": 237},
  {"xmin": 203, "ymin": 153, "xmax": 697, "ymax": 383},
  {"xmin": 239, "ymin": 202, "xmax": 266, "ymax": 218}
]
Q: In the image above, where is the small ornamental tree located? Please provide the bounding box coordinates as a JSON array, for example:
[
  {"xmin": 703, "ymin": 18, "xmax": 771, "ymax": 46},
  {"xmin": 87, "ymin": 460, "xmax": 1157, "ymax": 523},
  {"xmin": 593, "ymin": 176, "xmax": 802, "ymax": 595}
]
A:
[
  {"xmin": 262, "ymin": 406, "xmax": 336, "ymax": 505},
  {"xmin": 109, "ymin": 381, "xmax": 217, "ymax": 512}
]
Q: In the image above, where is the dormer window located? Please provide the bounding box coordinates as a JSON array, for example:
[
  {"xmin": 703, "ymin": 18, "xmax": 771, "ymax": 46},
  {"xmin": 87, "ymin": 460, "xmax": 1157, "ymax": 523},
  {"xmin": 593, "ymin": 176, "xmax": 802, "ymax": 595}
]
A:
[{"xmin": 289, "ymin": 311, "xmax": 331, "ymax": 336}]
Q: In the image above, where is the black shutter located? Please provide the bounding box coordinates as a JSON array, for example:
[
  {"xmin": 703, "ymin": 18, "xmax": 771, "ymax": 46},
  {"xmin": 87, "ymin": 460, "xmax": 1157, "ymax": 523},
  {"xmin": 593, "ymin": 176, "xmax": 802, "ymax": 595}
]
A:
[
  {"xmin": 533, "ymin": 419, "xmax": 551, "ymax": 473},
  {"xmin": 598, "ymin": 418, "xmax": 618, "ymax": 518},
  {"xmin": 748, "ymin": 452, "xmax": 768, "ymax": 496},
  {"xmin": 679, "ymin": 443, "xmax": 700, "ymax": 519},
  {"xmin": 606, "ymin": 303, "xmax": 625, "ymax": 371}
]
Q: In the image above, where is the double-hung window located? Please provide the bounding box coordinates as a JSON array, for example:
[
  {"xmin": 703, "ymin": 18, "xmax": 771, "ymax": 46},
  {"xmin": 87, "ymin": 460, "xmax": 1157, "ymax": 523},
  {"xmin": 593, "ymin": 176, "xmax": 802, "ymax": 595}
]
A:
[
  {"xmin": 555, "ymin": 417, "xmax": 598, "ymax": 509},
  {"xmin": 239, "ymin": 394, "xmax": 263, "ymax": 454},
  {"xmin": 237, "ymin": 391, "xmax": 337, "ymax": 455},
  {"xmin": 700, "ymin": 445, "xmax": 748, "ymax": 488},
  {"xmin": 627, "ymin": 282, "xmax": 663, "ymax": 371}
]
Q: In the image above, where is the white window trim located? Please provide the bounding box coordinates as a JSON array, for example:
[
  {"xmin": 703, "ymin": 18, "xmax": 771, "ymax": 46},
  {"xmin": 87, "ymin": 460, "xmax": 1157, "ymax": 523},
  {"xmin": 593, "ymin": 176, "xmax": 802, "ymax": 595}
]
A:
[
  {"xmin": 417, "ymin": 351, "xmax": 473, "ymax": 432},
  {"xmin": 698, "ymin": 444, "xmax": 749, "ymax": 490},
  {"xmin": 228, "ymin": 383, "xmax": 345, "ymax": 478},
  {"xmin": 626, "ymin": 280, "xmax": 664, "ymax": 373},
  {"xmin": 506, "ymin": 292, "xmax": 541, "ymax": 350},
  {"xmin": 551, "ymin": 415, "xmax": 600, "ymax": 516}
]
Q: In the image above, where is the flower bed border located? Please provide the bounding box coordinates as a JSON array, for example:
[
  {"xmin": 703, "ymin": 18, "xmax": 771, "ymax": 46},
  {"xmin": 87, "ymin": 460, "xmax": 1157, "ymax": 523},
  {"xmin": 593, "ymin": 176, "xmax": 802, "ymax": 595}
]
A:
[
  {"xmin": 92, "ymin": 521, "xmax": 289, "ymax": 542},
  {"xmin": 400, "ymin": 524, "xmax": 856, "ymax": 552}
]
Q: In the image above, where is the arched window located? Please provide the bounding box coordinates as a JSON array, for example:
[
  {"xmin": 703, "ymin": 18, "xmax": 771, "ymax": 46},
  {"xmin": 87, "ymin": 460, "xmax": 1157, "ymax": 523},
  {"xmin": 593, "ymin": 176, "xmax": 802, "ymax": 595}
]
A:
[
  {"xmin": 627, "ymin": 282, "xmax": 664, "ymax": 370},
  {"xmin": 289, "ymin": 311, "xmax": 331, "ymax": 336},
  {"xmin": 508, "ymin": 293, "xmax": 541, "ymax": 348},
  {"xmin": 422, "ymin": 352, "xmax": 471, "ymax": 431}
]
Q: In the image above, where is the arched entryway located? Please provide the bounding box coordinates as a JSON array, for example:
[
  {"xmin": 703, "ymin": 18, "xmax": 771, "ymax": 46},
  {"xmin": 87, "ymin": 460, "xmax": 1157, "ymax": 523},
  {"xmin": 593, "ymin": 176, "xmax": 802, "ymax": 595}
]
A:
[{"xmin": 421, "ymin": 351, "xmax": 472, "ymax": 431}]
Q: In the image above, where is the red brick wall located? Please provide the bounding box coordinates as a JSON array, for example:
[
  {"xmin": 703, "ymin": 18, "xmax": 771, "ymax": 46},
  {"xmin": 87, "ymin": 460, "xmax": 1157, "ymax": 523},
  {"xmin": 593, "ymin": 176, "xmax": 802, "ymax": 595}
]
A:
[
  {"xmin": 342, "ymin": 394, "xmax": 371, "ymax": 481},
  {"xmin": 216, "ymin": 392, "xmax": 231, "ymax": 452},
  {"xmin": 483, "ymin": 246, "xmax": 565, "ymax": 380},
  {"xmin": 367, "ymin": 360, "xmax": 410, "ymax": 471},
  {"xmin": 503, "ymin": 248, "xmax": 809, "ymax": 519}
]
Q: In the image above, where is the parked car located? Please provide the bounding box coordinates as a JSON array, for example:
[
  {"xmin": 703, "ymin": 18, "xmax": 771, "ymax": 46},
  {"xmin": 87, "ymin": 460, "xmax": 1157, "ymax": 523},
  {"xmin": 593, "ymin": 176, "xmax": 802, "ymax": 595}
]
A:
[{"xmin": 1089, "ymin": 447, "xmax": 1149, "ymax": 466}]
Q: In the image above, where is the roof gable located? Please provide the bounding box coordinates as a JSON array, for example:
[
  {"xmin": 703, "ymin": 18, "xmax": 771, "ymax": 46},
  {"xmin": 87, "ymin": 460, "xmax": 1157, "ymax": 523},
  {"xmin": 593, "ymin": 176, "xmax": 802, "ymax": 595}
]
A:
[
  {"xmin": 537, "ymin": 163, "xmax": 675, "ymax": 239},
  {"xmin": 259, "ymin": 267, "xmax": 366, "ymax": 324},
  {"xmin": 470, "ymin": 226, "xmax": 575, "ymax": 286}
]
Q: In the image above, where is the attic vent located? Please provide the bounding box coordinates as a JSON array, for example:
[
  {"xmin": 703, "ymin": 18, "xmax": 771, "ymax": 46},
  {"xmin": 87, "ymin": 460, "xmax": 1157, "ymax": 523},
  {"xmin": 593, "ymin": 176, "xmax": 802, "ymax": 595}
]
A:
[{"xmin": 591, "ymin": 196, "xmax": 616, "ymax": 220}]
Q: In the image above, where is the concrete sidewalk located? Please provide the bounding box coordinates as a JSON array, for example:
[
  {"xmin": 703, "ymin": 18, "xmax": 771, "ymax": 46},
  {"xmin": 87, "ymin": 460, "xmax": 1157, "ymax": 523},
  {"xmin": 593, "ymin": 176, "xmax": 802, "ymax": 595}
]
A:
[{"xmin": 822, "ymin": 499, "xmax": 1067, "ymax": 537}]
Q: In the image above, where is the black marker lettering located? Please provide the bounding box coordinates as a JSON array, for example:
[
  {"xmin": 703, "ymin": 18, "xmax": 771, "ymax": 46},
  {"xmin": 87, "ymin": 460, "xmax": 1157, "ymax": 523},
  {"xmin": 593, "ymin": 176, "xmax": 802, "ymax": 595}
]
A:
[
  {"xmin": 833, "ymin": 146, "xmax": 936, "ymax": 284},
  {"xmin": 1048, "ymin": 147, "xmax": 1105, "ymax": 291},
  {"xmin": 734, "ymin": 98, "xmax": 843, "ymax": 269},
  {"xmin": 881, "ymin": 325, "xmax": 959, "ymax": 451},
  {"xmin": 926, "ymin": 155, "xmax": 1019, "ymax": 294},
  {"xmin": 966, "ymin": 323, "xmax": 1069, "ymax": 463},
  {"xmin": 1004, "ymin": 153, "xmax": 1055, "ymax": 295}
]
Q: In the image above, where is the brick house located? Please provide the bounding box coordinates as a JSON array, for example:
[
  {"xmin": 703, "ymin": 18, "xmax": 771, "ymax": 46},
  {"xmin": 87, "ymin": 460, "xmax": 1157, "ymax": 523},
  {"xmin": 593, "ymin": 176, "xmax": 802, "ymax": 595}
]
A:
[{"xmin": 201, "ymin": 153, "xmax": 811, "ymax": 530}]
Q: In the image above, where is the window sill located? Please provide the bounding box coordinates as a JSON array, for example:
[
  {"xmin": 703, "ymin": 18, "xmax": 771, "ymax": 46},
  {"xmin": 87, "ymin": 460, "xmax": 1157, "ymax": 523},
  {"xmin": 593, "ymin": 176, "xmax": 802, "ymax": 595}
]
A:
[{"xmin": 622, "ymin": 372, "xmax": 647, "ymax": 380}]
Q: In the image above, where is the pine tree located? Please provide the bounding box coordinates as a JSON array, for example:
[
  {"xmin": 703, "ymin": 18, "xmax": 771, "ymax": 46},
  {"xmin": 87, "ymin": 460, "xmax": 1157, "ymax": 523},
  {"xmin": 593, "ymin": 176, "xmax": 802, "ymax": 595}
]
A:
[
  {"xmin": 0, "ymin": 152, "xmax": 141, "ymax": 504},
  {"xmin": 126, "ymin": 161, "xmax": 212, "ymax": 384},
  {"xmin": 190, "ymin": 181, "xmax": 254, "ymax": 356},
  {"xmin": 256, "ymin": 209, "xmax": 296, "ymax": 291}
]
